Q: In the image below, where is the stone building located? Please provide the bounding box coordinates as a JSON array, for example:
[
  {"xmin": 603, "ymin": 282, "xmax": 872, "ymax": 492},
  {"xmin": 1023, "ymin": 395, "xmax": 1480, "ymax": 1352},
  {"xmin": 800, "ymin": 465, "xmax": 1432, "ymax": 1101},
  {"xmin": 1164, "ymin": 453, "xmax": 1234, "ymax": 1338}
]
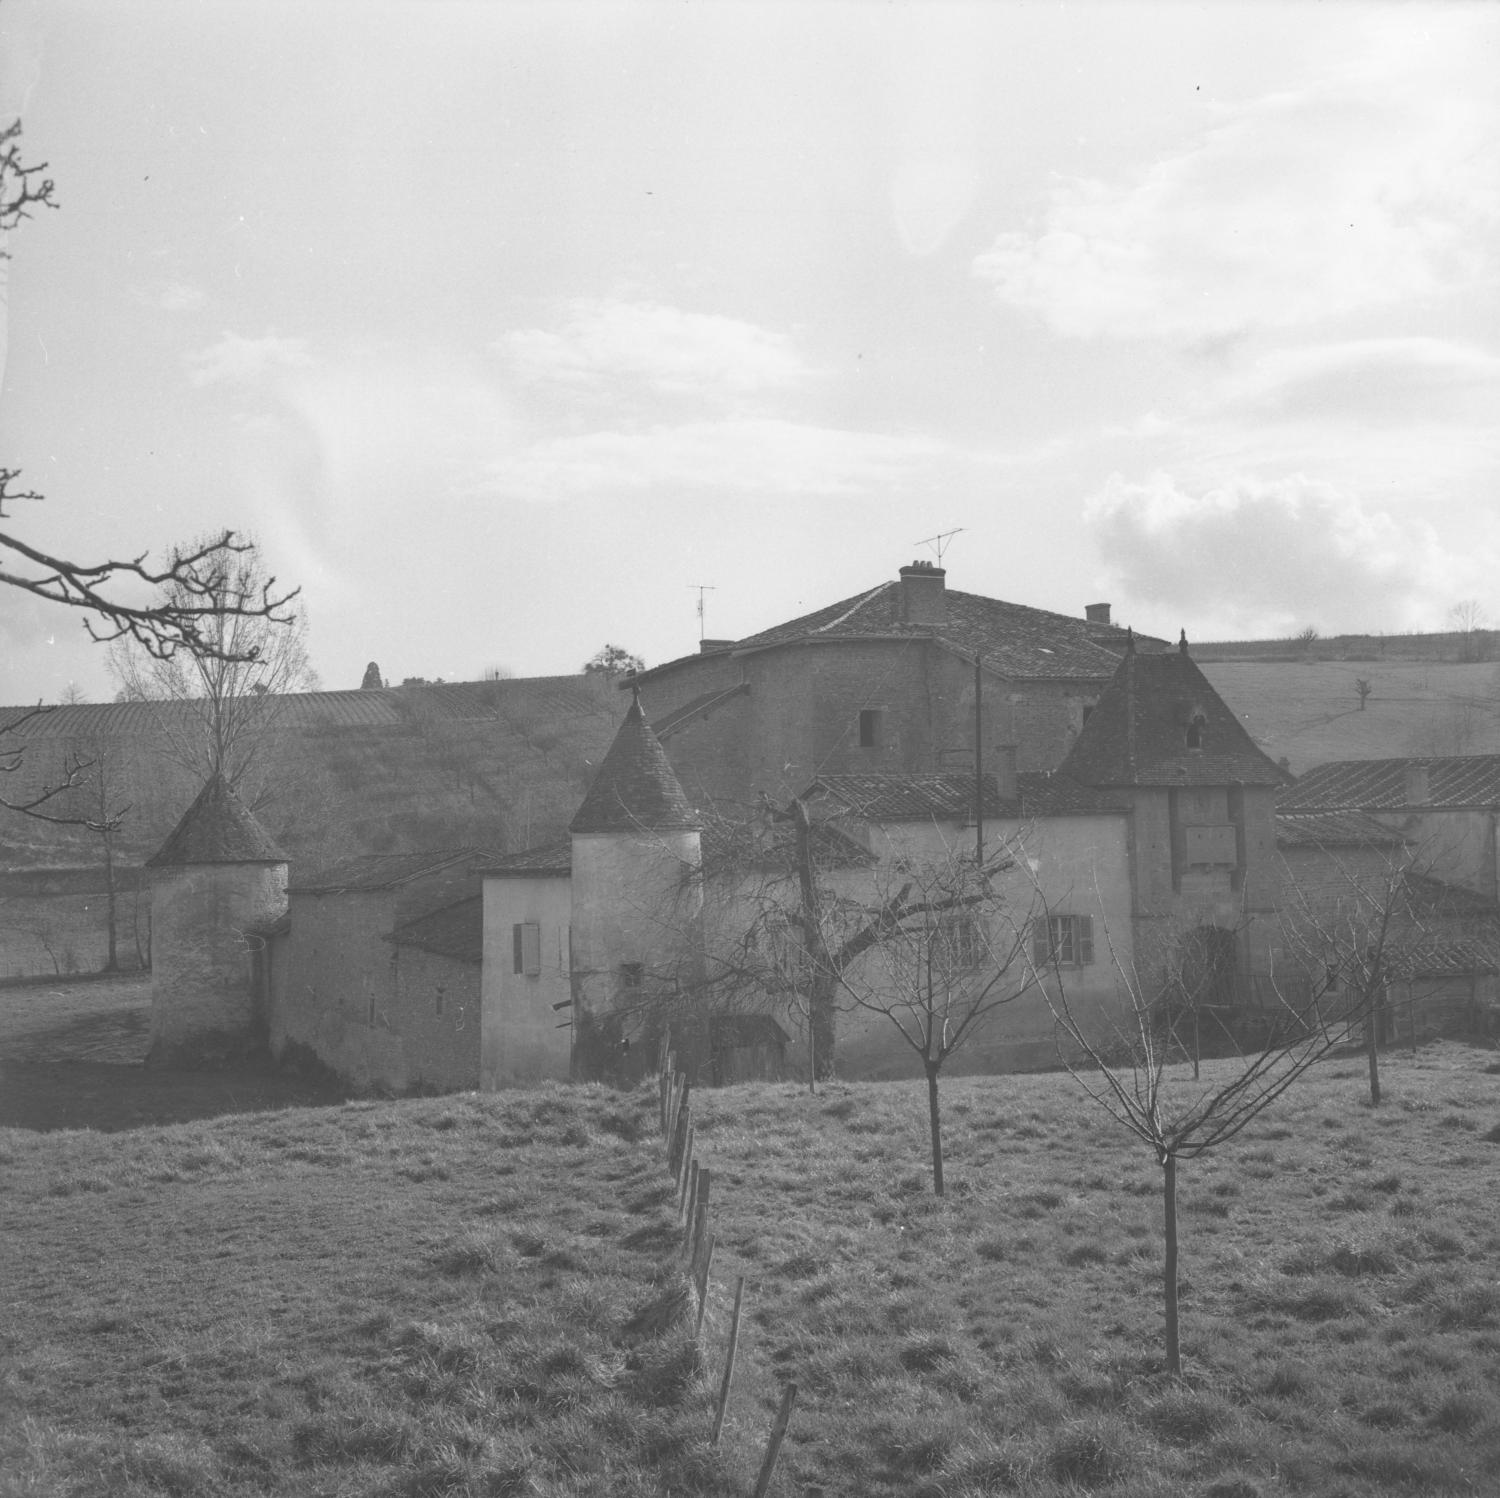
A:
[
  {"xmin": 1055, "ymin": 632, "xmax": 1290, "ymax": 1007},
  {"xmin": 632, "ymin": 561, "xmax": 1159, "ymax": 810},
  {"xmin": 144, "ymin": 774, "xmax": 288, "ymax": 1066},
  {"xmin": 269, "ymin": 848, "xmax": 494, "ymax": 1090}
]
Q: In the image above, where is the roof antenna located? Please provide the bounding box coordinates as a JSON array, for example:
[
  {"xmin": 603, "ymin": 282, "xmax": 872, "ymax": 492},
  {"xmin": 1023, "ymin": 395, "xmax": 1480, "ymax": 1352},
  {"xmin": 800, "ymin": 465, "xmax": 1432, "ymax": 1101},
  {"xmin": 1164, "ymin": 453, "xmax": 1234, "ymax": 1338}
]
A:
[
  {"xmin": 688, "ymin": 583, "xmax": 716, "ymax": 641},
  {"xmin": 915, "ymin": 528, "xmax": 963, "ymax": 565}
]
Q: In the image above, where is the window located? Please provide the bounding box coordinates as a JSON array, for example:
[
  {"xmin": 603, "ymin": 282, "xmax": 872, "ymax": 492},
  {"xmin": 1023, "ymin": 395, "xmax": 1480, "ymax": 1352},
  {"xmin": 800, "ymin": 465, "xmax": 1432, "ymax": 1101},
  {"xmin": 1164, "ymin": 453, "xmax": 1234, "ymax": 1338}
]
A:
[
  {"xmin": 513, "ymin": 921, "xmax": 541, "ymax": 977},
  {"xmin": 937, "ymin": 912, "xmax": 983, "ymax": 971},
  {"xmin": 619, "ymin": 962, "xmax": 645, "ymax": 998},
  {"xmin": 859, "ymin": 709, "xmax": 881, "ymax": 748},
  {"xmin": 1032, "ymin": 914, "xmax": 1095, "ymax": 968},
  {"xmin": 1186, "ymin": 710, "xmax": 1207, "ymax": 750}
]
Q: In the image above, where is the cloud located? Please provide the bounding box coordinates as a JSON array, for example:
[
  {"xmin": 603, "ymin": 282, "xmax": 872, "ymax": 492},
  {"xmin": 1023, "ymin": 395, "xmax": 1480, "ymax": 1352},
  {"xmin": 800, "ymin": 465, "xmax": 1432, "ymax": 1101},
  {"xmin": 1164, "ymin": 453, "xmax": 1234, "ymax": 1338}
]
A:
[
  {"xmin": 159, "ymin": 283, "xmax": 207, "ymax": 313},
  {"xmin": 478, "ymin": 417, "xmax": 963, "ymax": 501},
  {"xmin": 187, "ymin": 332, "xmax": 312, "ymax": 387},
  {"xmin": 1085, "ymin": 471, "xmax": 1475, "ymax": 635},
  {"xmin": 501, "ymin": 300, "xmax": 811, "ymax": 399},
  {"xmin": 975, "ymin": 17, "xmax": 1500, "ymax": 340},
  {"xmin": 1223, "ymin": 338, "xmax": 1500, "ymax": 427}
]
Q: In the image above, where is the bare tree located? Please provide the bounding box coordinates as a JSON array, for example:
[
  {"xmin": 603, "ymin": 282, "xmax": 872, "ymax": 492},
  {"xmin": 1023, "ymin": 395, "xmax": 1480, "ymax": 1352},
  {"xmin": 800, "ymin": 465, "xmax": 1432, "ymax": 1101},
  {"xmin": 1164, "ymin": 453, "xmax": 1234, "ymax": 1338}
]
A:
[
  {"xmin": 1277, "ymin": 840, "xmax": 1434, "ymax": 1107},
  {"xmin": 829, "ymin": 843, "xmax": 1042, "ymax": 1194},
  {"xmin": 105, "ymin": 534, "xmax": 317, "ymax": 800},
  {"xmin": 1044, "ymin": 905, "xmax": 1372, "ymax": 1376},
  {"xmin": 2, "ymin": 122, "xmax": 298, "ymax": 823},
  {"xmin": 1449, "ymin": 598, "xmax": 1489, "ymax": 662},
  {"xmin": 1355, "ymin": 677, "xmax": 1373, "ymax": 711}
]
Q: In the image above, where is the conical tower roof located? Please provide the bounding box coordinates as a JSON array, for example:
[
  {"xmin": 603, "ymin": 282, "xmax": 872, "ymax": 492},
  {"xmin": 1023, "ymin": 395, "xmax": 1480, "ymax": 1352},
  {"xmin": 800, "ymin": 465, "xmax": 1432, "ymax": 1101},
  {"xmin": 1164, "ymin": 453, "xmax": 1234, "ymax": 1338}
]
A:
[
  {"xmin": 569, "ymin": 689, "xmax": 701, "ymax": 834},
  {"xmin": 1059, "ymin": 633, "xmax": 1288, "ymax": 789},
  {"xmin": 145, "ymin": 773, "xmax": 287, "ymax": 867}
]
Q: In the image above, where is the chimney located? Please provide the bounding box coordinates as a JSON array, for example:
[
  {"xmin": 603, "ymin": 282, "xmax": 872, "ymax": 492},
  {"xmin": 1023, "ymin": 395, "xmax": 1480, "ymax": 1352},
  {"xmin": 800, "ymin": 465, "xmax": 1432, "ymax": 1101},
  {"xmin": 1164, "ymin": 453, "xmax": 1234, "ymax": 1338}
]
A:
[
  {"xmin": 994, "ymin": 744, "xmax": 1018, "ymax": 802},
  {"xmin": 699, "ymin": 638, "xmax": 733, "ymax": 654},
  {"xmin": 898, "ymin": 560, "xmax": 947, "ymax": 625},
  {"xmin": 1403, "ymin": 761, "xmax": 1430, "ymax": 806},
  {"xmin": 1085, "ymin": 602, "xmax": 1111, "ymax": 625}
]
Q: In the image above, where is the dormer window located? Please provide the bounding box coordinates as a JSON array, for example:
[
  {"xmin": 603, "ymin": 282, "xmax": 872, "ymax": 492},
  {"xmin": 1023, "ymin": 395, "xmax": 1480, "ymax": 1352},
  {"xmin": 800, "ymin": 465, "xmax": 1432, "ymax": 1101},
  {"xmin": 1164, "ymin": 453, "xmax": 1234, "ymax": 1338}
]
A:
[{"xmin": 1186, "ymin": 711, "xmax": 1207, "ymax": 750}]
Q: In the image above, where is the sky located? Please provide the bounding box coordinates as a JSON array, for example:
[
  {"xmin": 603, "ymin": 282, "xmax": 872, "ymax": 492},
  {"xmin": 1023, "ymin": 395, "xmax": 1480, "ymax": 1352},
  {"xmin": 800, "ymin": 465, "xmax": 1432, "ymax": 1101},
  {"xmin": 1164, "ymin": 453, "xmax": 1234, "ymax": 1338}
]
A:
[{"xmin": 1, "ymin": 0, "xmax": 1497, "ymax": 703}]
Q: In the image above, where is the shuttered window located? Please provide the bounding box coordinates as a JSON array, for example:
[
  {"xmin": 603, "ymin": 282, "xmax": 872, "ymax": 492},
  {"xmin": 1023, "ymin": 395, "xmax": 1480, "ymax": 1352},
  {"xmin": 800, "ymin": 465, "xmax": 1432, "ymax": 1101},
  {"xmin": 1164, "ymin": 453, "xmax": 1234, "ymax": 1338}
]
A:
[
  {"xmin": 513, "ymin": 921, "xmax": 541, "ymax": 977},
  {"xmin": 1032, "ymin": 914, "xmax": 1095, "ymax": 968}
]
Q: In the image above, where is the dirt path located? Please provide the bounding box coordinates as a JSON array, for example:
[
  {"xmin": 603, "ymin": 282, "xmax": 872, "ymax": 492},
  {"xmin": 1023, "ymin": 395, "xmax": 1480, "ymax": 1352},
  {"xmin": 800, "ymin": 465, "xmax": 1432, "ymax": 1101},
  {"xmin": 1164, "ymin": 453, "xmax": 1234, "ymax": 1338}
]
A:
[{"xmin": 0, "ymin": 976, "xmax": 345, "ymax": 1132}]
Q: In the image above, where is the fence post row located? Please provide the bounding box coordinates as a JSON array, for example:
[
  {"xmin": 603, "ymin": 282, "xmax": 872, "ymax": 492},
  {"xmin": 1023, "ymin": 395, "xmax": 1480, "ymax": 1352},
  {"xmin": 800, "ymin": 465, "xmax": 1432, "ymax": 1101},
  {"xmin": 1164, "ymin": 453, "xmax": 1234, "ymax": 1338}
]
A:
[{"xmin": 654, "ymin": 1062, "xmax": 793, "ymax": 1491}]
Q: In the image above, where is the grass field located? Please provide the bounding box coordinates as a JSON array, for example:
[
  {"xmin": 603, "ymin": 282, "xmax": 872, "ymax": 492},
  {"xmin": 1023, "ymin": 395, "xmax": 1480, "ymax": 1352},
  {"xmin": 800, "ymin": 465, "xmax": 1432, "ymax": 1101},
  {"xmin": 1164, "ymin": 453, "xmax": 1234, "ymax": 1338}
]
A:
[
  {"xmin": 3, "ymin": 982, "xmax": 1498, "ymax": 1496},
  {"xmin": 1201, "ymin": 661, "xmax": 1500, "ymax": 774}
]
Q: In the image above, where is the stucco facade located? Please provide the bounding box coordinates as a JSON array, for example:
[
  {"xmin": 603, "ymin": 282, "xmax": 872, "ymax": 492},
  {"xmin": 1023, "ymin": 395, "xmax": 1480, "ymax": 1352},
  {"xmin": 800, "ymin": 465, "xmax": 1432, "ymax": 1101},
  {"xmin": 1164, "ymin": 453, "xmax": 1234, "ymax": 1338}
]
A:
[
  {"xmin": 150, "ymin": 860, "xmax": 288, "ymax": 1063},
  {"xmin": 480, "ymin": 869, "xmax": 573, "ymax": 1086}
]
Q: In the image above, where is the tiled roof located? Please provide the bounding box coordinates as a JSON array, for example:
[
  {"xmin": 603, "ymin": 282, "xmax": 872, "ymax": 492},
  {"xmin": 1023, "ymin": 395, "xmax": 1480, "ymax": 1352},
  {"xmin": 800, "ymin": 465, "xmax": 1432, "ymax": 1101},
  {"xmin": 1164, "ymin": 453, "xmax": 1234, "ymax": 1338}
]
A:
[
  {"xmin": 1280, "ymin": 755, "xmax": 1500, "ymax": 811},
  {"xmin": 652, "ymin": 682, "xmax": 749, "ymax": 739},
  {"xmin": 290, "ymin": 847, "xmax": 494, "ymax": 894},
  {"xmin": 481, "ymin": 841, "xmax": 573, "ymax": 876},
  {"xmin": 1059, "ymin": 641, "xmax": 1288, "ymax": 789},
  {"xmin": 145, "ymin": 775, "xmax": 287, "ymax": 867},
  {"xmin": 632, "ymin": 580, "xmax": 1163, "ymax": 685},
  {"xmin": 1387, "ymin": 940, "xmax": 1500, "ymax": 979},
  {"xmin": 386, "ymin": 896, "xmax": 483, "ymax": 964},
  {"xmin": 805, "ymin": 771, "xmax": 1125, "ymax": 822},
  {"xmin": 1275, "ymin": 810, "xmax": 1409, "ymax": 849},
  {"xmin": 570, "ymin": 693, "xmax": 701, "ymax": 834},
  {"xmin": 698, "ymin": 816, "xmax": 876, "ymax": 874}
]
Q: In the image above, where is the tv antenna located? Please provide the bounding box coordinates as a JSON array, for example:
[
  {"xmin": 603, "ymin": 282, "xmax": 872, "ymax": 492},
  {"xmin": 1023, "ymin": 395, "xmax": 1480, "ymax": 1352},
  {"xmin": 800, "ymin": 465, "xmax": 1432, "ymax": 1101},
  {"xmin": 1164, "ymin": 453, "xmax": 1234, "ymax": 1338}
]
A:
[
  {"xmin": 689, "ymin": 583, "xmax": 717, "ymax": 641},
  {"xmin": 915, "ymin": 528, "xmax": 964, "ymax": 565}
]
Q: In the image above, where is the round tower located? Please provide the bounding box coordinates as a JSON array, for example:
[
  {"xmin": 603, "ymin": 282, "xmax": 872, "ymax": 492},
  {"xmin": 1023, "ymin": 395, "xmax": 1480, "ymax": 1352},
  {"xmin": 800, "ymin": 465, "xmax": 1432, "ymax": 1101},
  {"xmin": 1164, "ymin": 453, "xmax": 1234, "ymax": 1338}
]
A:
[
  {"xmin": 568, "ymin": 687, "xmax": 702, "ymax": 1079},
  {"xmin": 144, "ymin": 774, "xmax": 289, "ymax": 1067}
]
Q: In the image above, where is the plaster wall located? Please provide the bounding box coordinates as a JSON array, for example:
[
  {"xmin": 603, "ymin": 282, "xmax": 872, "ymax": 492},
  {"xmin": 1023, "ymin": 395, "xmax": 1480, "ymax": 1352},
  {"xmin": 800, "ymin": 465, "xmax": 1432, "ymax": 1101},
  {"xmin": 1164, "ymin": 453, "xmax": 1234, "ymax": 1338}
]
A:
[
  {"xmin": 272, "ymin": 888, "xmax": 410, "ymax": 1089},
  {"xmin": 1368, "ymin": 807, "xmax": 1499, "ymax": 897},
  {"xmin": 150, "ymin": 861, "xmax": 287, "ymax": 1060},
  {"xmin": 569, "ymin": 831, "xmax": 702, "ymax": 1024},
  {"xmin": 388, "ymin": 945, "xmax": 482, "ymax": 1089},
  {"xmin": 481, "ymin": 874, "xmax": 573, "ymax": 1086},
  {"xmin": 832, "ymin": 815, "xmax": 1135, "ymax": 1078}
]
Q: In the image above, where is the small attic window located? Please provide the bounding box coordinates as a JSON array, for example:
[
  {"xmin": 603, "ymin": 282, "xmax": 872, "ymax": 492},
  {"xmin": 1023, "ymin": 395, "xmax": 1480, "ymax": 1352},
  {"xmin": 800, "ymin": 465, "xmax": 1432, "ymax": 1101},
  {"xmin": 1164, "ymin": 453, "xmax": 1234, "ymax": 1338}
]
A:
[{"xmin": 1186, "ymin": 710, "xmax": 1207, "ymax": 750}]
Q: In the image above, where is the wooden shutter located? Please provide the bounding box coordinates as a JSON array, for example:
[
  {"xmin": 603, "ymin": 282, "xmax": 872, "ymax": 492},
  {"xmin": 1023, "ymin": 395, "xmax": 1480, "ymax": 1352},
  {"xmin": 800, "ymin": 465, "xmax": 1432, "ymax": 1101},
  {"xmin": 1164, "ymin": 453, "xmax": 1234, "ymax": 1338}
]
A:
[
  {"xmin": 1078, "ymin": 916, "xmax": 1095, "ymax": 966},
  {"xmin": 1031, "ymin": 918, "xmax": 1050, "ymax": 967},
  {"xmin": 513, "ymin": 922, "xmax": 541, "ymax": 976}
]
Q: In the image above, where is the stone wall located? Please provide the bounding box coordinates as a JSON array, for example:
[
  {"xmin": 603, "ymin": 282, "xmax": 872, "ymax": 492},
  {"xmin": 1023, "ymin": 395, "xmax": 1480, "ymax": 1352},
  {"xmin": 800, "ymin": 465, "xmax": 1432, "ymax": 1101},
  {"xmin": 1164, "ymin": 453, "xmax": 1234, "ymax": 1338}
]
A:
[{"xmin": 149, "ymin": 861, "xmax": 287, "ymax": 1064}]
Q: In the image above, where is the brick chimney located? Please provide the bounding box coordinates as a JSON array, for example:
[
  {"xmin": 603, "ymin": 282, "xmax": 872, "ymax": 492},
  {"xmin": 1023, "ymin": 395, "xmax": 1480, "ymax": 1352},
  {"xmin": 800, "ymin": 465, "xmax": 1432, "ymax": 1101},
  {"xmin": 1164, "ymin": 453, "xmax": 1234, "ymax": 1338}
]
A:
[
  {"xmin": 1403, "ymin": 761, "xmax": 1430, "ymax": 806},
  {"xmin": 898, "ymin": 561, "xmax": 947, "ymax": 625},
  {"xmin": 1085, "ymin": 602, "xmax": 1111, "ymax": 625},
  {"xmin": 699, "ymin": 638, "xmax": 733, "ymax": 654}
]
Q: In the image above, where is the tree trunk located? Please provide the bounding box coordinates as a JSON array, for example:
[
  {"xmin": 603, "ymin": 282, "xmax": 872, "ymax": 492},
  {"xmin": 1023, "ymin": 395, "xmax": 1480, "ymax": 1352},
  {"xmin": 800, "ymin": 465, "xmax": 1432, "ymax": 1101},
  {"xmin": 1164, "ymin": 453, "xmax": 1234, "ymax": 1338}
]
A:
[
  {"xmin": 792, "ymin": 799, "xmax": 837, "ymax": 1080},
  {"xmin": 926, "ymin": 1060, "xmax": 945, "ymax": 1197},
  {"xmin": 102, "ymin": 833, "xmax": 119, "ymax": 973},
  {"xmin": 1367, "ymin": 991, "xmax": 1382, "ymax": 1106},
  {"xmin": 1162, "ymin": 1152, "xmax": 1180, "ymax": 1375}
]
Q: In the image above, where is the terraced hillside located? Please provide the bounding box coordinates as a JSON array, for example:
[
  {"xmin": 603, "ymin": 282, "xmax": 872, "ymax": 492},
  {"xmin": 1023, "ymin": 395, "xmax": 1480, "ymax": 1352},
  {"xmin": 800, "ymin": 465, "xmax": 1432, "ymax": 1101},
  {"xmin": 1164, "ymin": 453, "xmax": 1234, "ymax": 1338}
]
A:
[
  {"xmin": 0, "ymin": 677, "xmax": 625, "ymax": 872},
  {"xmin": 1202, "ymin": 661, "xmax": 1500, "ymax": 775}
]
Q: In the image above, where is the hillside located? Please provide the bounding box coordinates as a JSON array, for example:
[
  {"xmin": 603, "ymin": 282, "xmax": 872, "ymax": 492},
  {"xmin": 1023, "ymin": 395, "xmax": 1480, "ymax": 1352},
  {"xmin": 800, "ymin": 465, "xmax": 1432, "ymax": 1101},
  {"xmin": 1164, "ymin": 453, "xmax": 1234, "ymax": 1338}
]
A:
[
  {"xmin": 0, "ymin": 677, "xmax": 627, "ymax": 873},
  {"xmin": 1201, "ymin": 660, "xmax": 1500, "ymax": 775},
  {"xmin": 3, "ymin": 1026, "xmax": 1497, "ymax": 1497}
]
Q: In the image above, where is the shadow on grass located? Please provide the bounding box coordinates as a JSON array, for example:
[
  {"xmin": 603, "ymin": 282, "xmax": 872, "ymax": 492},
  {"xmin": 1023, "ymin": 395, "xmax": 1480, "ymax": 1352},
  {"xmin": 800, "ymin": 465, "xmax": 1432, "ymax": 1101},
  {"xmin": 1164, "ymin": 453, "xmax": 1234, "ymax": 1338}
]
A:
[{"xmin": 0, "ymin": 1060, "xmax": 347, "ymax": 1133}]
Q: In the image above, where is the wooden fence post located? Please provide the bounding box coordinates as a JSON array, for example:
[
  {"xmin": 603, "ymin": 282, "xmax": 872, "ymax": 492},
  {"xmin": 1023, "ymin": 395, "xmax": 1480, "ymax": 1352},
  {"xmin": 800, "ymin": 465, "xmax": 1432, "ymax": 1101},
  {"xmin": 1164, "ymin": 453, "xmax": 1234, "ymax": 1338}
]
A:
[
  {"xmin": 711, "ymin": 1275, "xmax": 746, "ymax": 1446},
  {"xmin": 667, "ymin": 1083, "xmax": 691, "ymax": 1175},
  {"xmin": 694, "ymin": 1232, "xmax": 716, "ymax": 1336},
  {"xmin": 684, "ymin": 1159, "xmax": 700, "ymax": 1237},
  {"xmin": 752, "ymin": 1383, "xmax": 797, "ymax": 1498},
  {"xmin": 689, "ymin": 1167, "xmax": 711, "ymax": 1260}
]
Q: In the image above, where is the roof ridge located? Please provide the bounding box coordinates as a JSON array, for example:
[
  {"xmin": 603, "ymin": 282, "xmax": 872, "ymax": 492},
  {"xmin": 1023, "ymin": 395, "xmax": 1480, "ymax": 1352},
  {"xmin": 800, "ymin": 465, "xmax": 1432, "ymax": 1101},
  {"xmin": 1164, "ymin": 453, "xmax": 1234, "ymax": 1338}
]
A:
[{"xmin": 806, "ymin": 581, "xmax": 896, "ymax": 638}]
